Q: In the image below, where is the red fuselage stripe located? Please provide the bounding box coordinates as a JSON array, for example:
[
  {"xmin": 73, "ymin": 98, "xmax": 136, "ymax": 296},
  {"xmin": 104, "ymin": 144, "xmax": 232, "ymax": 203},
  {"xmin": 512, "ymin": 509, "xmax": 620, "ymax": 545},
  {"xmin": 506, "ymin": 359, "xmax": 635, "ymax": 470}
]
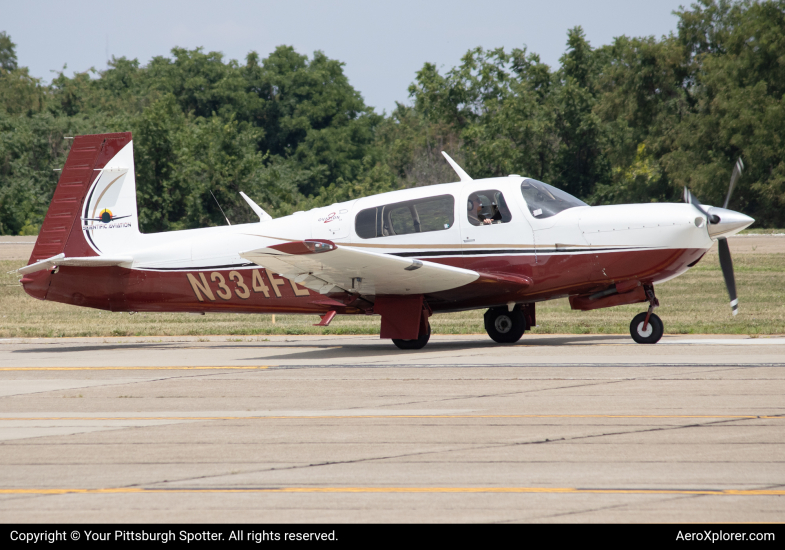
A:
[{"xmin": 22, "ymin": 247, "xmax": 706, "ymax": 314}]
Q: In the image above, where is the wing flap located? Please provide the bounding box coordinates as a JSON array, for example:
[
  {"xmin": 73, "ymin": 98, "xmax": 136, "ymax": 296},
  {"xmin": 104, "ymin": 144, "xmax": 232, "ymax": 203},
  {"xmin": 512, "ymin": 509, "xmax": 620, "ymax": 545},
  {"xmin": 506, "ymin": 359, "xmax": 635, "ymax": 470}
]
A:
[{"xmin": 240, "ymin": 240, "xmax": 478, "ymax": 296}]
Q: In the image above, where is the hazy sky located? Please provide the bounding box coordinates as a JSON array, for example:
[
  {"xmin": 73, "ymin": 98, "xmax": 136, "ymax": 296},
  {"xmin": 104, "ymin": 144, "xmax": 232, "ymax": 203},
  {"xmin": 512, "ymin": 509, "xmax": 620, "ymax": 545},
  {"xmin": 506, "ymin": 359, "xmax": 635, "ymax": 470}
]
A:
[{"xmin": 3, "ymin": 0, "xmax": 689, "ymax": 113}]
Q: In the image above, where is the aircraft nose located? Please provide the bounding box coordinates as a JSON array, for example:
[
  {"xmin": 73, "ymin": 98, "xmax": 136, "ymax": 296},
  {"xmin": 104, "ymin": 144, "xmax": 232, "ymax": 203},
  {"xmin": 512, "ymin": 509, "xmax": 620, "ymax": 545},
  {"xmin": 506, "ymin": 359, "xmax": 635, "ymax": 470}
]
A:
[{"xmin": 706, "ymin": 207, "xmax": 755, "ymax": 238}]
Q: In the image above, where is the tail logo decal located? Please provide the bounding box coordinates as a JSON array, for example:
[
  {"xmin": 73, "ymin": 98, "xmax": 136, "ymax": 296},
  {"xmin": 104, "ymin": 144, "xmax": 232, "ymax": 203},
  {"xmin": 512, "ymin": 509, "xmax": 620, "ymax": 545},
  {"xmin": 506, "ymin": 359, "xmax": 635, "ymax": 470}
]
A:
[
  {"xmin": 82, "ymin": 208, "xmax": 131, "ymax": 226},
  {"xmin": 81, "ymin": 169, "xmax": 134, "ymax": 235},
  {"xmin": 82, "ymin": 206, "xmax": 132, "ymax": 230},
  {"xmin": 100, "ymin": 209, "xmax": 115, "ymax": 223}
]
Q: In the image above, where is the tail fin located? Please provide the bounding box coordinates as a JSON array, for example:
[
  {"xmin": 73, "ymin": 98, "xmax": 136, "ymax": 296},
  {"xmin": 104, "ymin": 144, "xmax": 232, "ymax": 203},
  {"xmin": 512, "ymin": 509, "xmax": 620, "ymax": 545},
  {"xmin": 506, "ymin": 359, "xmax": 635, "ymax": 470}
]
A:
[{"xmin": 28, "ymin": 132, "xmax": 140, "ymax": 265}]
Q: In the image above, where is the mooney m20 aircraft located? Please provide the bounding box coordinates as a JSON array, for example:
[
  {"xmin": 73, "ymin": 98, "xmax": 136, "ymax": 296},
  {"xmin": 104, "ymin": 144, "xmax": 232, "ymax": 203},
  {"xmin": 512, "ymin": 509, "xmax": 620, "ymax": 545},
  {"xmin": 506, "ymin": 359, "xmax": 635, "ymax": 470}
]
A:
[{"xmin": 18, "ymin": 132, "xmax": 753, "ymax": 349}]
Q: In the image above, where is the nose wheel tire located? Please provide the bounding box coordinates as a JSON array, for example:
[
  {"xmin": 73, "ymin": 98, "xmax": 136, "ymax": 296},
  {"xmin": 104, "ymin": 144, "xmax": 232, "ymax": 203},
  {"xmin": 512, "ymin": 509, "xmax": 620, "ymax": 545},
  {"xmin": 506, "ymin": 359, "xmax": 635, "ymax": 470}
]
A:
[
  {"xmin": 392, "ymin": 323, "xmax": 431, "ymax": 350},
  {"xmin": 630, "ymin": 312, "xmax": 663, "ymax": 344},
  {"xmin": 484, "ymin": 307, "xmax": 527, "ymax": 344}
]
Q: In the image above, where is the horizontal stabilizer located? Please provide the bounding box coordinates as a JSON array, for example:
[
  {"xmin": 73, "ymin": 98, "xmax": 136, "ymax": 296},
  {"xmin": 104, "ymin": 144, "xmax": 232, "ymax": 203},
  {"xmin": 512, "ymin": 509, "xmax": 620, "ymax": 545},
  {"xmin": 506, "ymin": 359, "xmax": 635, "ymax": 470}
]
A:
[
  {"xmin": 17, "ymin": 253, "xmax": 133, "ymax": 275},
  {"xmin": 240, "ymin": 240, "xmax": 478, "ymax": 296}
]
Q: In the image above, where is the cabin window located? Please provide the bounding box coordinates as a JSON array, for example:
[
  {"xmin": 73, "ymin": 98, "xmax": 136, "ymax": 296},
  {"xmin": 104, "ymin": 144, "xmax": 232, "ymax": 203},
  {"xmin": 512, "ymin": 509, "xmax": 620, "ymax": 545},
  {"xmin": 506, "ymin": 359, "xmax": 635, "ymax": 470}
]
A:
[
  {"xmin": 466, "ymin": 190, "xmax": 513, "ymax": 226},
  {"xmin": 520, "ymin": 179, "xmax": 587, "ymax": 218},
  {"xmin": 355, "ymin": 208, "xmax": 377, "ymax": 239},
  {"xmin": 355, "ymin": 195, "xmax": 455, "ymax": 239}
]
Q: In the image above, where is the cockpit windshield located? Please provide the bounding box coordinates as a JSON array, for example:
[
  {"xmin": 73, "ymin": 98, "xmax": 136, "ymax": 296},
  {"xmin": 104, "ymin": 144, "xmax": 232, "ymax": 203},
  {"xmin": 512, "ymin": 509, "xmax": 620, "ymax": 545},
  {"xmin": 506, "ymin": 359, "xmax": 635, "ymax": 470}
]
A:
[{"xmin": 520, "ymin": 179, "xmax": 588, "ymax": 219}]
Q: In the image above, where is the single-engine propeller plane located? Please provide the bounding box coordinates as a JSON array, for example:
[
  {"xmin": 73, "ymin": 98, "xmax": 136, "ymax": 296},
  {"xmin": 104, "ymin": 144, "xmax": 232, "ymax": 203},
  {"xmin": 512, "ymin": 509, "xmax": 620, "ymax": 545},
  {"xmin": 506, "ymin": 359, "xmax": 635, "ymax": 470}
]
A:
[{"xmin": 17, "ymin": 132, "xmax": 754, "ymax": 349}]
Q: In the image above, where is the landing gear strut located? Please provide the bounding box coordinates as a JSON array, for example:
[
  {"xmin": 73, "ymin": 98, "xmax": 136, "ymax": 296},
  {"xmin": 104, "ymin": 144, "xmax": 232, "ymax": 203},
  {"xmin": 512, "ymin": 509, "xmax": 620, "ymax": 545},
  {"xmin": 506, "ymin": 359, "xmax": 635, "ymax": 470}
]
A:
[
  {"xmin": 485, "ymin": 306, "xmax": 528, "ymax": 344},
  {"xmin": 630, "ymin": 286, "xmax": 663, "ymax": 344},
  {"xmin": 392, "ymin": 322, "xmax": 431, "ymax": 350}
]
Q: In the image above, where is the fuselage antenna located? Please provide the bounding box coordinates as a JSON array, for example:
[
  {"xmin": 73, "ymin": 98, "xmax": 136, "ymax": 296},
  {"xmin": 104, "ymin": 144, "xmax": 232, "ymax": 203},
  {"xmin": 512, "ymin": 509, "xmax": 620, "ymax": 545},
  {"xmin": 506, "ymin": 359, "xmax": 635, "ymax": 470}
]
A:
[{"xmin": 210, "ymin": 190, "xmax": 232, "ymax": 226}]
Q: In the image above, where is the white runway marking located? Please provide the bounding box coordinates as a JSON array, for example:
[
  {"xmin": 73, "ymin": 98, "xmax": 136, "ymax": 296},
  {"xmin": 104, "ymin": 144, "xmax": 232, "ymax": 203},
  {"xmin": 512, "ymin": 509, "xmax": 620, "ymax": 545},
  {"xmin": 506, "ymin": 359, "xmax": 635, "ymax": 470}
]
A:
[
  {"xmin": 0, "ymin": 409, "xmax": 477, "ymax": 441},
  {"xmin": 661, "ymin": 337, "xmax": 785, "ymax": 345},
  {"xmin": 0, "ymin": 379, "xmax": 157, "ymax": 397},
  {"xmin": 0, "ymin": 409, "xmax": 477, "ymax": 420}
]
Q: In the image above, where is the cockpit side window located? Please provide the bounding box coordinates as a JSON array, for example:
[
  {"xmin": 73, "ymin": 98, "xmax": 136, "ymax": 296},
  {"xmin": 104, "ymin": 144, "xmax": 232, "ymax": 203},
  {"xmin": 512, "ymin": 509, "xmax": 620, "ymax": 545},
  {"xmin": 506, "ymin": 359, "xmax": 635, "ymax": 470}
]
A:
[
  {"xmin": 519, "ymin": 179, "xmax": 588, "ymax": 219},
  {"xmin": 355, "ymin": 195, "xmax": 454, "ymax": 239},
  {"xmin": 467, "ymin": 190, "xmax": 512, "ymax": 226}
]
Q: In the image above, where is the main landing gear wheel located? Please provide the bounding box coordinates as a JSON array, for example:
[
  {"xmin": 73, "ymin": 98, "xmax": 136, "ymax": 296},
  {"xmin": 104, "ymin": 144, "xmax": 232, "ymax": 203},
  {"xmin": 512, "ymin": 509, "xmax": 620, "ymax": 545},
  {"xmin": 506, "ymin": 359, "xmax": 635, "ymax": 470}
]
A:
[
  {"xmin": 392, "ymin": 322, "xmax": 431, "ymax": 350},
  {"xmin": 630, "ymin": 312, "xmax": 663, "ymax": 344},
  {"xmin": 484, "ymin": 307, "xmax": 527, "ymax": 344}
]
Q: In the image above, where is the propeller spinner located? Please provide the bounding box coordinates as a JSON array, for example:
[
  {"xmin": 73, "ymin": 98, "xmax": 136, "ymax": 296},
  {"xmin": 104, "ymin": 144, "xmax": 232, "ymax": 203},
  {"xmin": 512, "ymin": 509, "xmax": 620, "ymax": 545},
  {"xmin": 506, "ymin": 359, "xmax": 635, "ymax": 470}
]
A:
[{"xmin": 683, "ymin": 158, "xmax": 753, "ymax": 316}]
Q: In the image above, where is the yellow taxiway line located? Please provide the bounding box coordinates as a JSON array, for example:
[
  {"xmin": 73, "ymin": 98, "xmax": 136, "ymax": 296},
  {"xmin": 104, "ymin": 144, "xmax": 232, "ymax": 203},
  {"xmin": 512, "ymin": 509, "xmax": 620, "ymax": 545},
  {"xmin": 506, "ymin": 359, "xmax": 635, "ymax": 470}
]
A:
[
  {"xmin": 0, "ymin": 366, "xmax": 271, "ymax": 371},
  {"xmin": 1, "ymin": 487, "xmax": 783, "ymax": 496}
]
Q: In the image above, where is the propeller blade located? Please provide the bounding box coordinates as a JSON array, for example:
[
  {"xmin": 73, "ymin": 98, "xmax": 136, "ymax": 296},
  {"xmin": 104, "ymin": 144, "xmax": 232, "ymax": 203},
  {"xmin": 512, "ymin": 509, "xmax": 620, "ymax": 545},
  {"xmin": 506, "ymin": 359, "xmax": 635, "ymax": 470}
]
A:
[
  {"xmin": 717, "ymin": 237, "xmax": 738, "ymax": 316},
  {"xmin": 684, "ymin": 187, "xmax": 719, "ymax": 223},
  {"xmin": 722, "ymin": 157, "xmax": 744, "ymax": 209}
]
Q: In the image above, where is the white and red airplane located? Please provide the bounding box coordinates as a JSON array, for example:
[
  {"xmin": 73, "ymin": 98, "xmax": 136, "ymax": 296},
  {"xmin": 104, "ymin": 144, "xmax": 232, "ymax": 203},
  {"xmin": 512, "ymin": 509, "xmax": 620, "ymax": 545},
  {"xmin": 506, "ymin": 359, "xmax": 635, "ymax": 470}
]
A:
[{"xmin": 17, "ymin": 132, "xmax": 753, "ymax": 349}]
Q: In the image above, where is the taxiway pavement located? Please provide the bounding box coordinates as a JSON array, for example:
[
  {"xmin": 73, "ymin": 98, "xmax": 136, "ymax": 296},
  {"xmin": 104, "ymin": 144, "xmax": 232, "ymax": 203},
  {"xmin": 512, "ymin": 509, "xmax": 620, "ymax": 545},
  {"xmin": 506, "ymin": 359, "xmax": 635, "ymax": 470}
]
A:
[{"xmin": 0, "ymin": 333, "xmax": 783, "ymax": 523}]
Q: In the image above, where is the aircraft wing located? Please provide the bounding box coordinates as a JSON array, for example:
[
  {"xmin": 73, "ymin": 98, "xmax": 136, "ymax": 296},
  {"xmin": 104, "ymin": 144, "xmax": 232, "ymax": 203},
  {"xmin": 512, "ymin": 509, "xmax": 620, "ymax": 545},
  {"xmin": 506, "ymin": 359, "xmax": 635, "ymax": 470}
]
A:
[{"xmin": 239, "ymin": 240, "xmax": 479, "ymax": 295}]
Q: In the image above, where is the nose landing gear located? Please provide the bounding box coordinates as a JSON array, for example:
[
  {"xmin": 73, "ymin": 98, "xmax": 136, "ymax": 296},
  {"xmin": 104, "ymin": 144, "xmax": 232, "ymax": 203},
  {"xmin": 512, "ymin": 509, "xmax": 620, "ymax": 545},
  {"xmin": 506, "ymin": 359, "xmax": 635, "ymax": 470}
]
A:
[{"xmin": 630, "ymin": 286, "xmax": 663, "ymax": 344}]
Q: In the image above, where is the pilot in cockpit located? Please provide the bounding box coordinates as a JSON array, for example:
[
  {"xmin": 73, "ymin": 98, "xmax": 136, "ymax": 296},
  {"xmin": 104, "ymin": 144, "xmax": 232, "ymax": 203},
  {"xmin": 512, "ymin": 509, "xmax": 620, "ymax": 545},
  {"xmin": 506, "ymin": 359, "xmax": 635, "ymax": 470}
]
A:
[{"xmin": 468, "ymin": 194, "xmax": 502, "ymax": 226}]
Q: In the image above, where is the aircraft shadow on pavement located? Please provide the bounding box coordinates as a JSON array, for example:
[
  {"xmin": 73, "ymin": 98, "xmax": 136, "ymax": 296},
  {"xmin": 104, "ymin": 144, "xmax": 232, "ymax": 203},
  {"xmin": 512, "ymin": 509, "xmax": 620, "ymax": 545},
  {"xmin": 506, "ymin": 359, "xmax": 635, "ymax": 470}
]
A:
[
  {"xmin": 13, "ymin": 343, "xmax": 196, "ymax": 354},
  {"xmin": 244, "ymin": 334, "xmax": 627, "ymax": 362},
  {"xmin": 11, "ymin": 334, "xmax": 626, "ymax": 358}
]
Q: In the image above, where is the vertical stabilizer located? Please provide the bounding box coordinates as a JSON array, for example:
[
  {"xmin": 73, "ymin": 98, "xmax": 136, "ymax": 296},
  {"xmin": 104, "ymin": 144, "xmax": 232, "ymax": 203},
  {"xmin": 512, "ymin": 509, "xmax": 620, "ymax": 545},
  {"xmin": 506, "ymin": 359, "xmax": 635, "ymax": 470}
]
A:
[{"xmin": 28, "ymin": 132, "xmax": 139, "ymax": 266}]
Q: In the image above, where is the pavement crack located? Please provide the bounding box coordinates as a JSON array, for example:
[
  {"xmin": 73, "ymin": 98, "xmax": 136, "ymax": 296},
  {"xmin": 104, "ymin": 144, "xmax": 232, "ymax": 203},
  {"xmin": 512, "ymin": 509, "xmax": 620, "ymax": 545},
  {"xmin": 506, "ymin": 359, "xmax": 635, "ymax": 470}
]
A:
[
  {"xmin": 524, "ymin": 494, "xmax": 685, "ymax": 522},
  {"xmin": 138, "ymin": 444, "xmax": 495, "ymax": 488},
  {"xmin": 498, "ymin": 415, "xmax": 774, "ymax": 451}
]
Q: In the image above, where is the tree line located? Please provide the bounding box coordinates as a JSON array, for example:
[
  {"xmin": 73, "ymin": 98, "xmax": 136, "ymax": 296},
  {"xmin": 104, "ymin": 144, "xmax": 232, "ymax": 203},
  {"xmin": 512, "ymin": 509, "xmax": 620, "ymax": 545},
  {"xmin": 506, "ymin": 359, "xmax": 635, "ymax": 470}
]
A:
[{"xmin": 1, "ymin": 0, "xmax": 783, "ymax": 235}]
